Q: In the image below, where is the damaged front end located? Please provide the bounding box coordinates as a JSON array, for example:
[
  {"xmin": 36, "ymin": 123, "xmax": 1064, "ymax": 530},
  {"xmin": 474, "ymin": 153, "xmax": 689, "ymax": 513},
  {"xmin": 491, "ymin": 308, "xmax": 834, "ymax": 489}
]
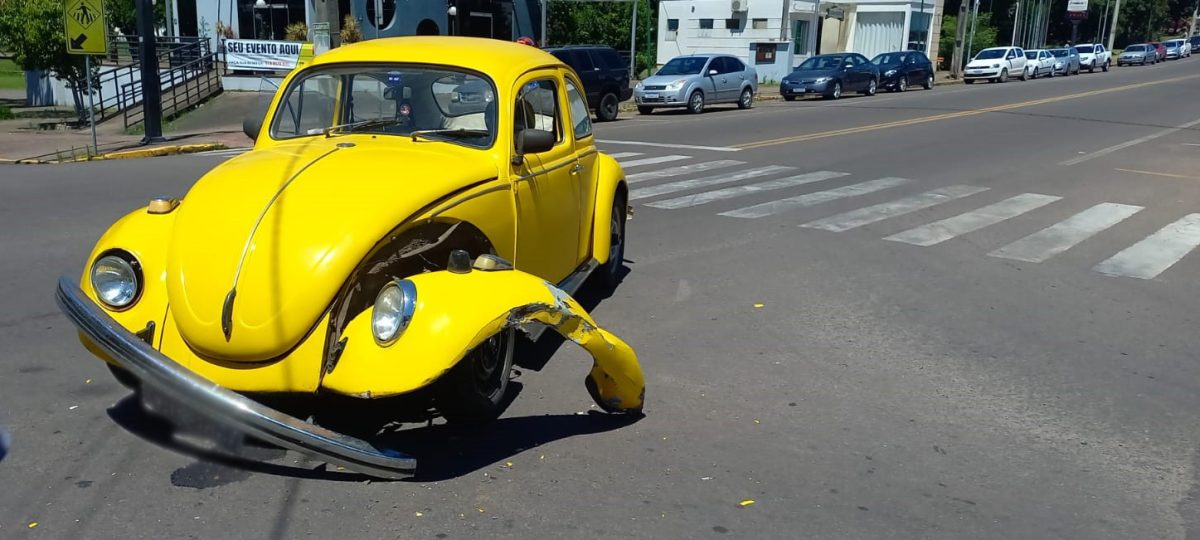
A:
[{"xmin": 55, "ymin": 263, "xmax": 644, "ymax": 479}]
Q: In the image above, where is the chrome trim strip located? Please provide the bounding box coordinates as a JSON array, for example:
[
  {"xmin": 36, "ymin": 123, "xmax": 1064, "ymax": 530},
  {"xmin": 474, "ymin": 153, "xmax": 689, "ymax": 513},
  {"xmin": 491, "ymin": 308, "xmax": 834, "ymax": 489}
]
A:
[
  {"xmin": 55, "ymin": 277, "xmax": 416, "ymax": 479},
  {"xmin": 514, "ymin": 157, "xmax": 578, "ymax": 183},
  {"xmin": 428, "ymin": 182, "xmax": 509, "ymax": 219}
]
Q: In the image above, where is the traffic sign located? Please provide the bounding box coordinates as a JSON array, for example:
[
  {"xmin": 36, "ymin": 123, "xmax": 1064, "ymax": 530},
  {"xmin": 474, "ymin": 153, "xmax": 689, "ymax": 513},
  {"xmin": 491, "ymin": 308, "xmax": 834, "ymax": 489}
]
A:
[
  {"xmin": 1067, "ymin": 0, "xmax": 1088, "ymax": 10},
  {"xmin": 64, "ymin": 0, "xmax": 107, "ymax": 55}
]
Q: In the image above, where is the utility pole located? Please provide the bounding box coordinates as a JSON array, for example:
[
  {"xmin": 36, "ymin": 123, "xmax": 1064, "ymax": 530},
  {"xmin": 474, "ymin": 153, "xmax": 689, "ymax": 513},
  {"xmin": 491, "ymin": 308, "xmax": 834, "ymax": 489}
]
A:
[
  {"xmin": 1107, "ymin": 0, "xmax": 1121, "ymax": 49},
  {"xmin": 630, "ymin": 0, "xmax": 638, "ymax": 79},
  {"xmin": 952, "ymin": 1, "xmax": 969, "ymax": 77},
  {"xmin": 136, "ymin": 0, "xmax": 164, "ymax": 142},
  {"xmin": 1012, "ymin": 0, "xmax": 1022, "ymax": 45},
  {"xmin": 809, "ymin": 0, "xmax": 822, "ymax": 56},
  {"xmin": 1190, "ymin": 0, "xmax": 1197, "ymax": 38},
  {"xmin": 966, "ymin": 0, "xmax": 980, "ymax": 63}
]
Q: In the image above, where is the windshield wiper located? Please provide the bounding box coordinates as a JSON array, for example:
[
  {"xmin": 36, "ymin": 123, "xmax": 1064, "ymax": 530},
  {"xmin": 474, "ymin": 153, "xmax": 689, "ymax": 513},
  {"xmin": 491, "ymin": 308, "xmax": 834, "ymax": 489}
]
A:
[
  {"xmin": 322, "ymin": 118, "xmax": 402, "ymax": 137},
  {"xmin": 410, "ymin": 128, "xmax": 490, "ymax": 142}
]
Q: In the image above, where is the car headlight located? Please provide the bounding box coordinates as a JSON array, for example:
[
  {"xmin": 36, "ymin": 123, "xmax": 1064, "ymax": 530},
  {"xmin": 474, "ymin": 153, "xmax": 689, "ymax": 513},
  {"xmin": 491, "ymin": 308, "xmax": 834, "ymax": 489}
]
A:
[
  {"xmin": 884, "ymin": 69, "xmax": 897, "ymax": 76},
  {"xmin": 91, "ymin": 252, "xmax": 141, "ymax": 310},
  {"xmin": 635, "ymin": 81, "xmax": 643, "ymax": 91},
  {"xmin": 665, "ymin": 79, "xmax": 687, "ymax": 91},
  {"xmin": 992, "ymin": 63, "xmax": 1001, "ymax": 68},
  {"xmin": 1055, "ymin": 62, "xmax": 1063, "ymax": 67},
  {"xmin": 371, "ymin": 279, "xmax": 416, "ymax": 346},
  {"xmin": 814, "ymin": 77, "xmax": 832, "ymax": 83}
]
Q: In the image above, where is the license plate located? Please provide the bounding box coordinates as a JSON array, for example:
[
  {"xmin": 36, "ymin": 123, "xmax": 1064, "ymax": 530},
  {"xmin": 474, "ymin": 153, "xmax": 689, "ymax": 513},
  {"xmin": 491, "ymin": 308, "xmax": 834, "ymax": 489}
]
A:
[{"xmin": 644, "ymin": 93, "xmax": 658, "ymax": 99}]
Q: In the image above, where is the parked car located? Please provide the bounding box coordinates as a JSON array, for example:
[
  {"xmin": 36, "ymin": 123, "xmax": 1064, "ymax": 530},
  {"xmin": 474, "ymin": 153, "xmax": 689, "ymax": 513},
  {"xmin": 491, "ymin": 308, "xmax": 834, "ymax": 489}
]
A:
[
  {"xmin": 963, "ymin": 46, "xmax": 1028, "ymax": 83},
  {"xmin": 54, "ymin": 36, "xmax": 646, "ymax": 479},
  {"xmin": 1049, "ymin": 47, "xmax": 1081, "ymax": 75},
  {"xmin": 1023, "ymin": 49, "xmax": 1056, "ymax": 78},
  {"xmin": 1149, "ymin": 41, "xmax": 1167, "ymax": 61},
  {"xmin": 1117, "ymin": 44, "xmax": 1156, "ymax": 66},
  {"xmin": 1074, "ymin": 43, "xmax": 1111, "ymax": 72},
  {"xmin": 635, "ymin": 55, "xmax": 757, "ymax": 114},
  {"xmin": 1163, "ymin": 39, "xmax": 1191, "ymax": 59},
  {"xmin": 781, "ymin": 53, "xmax": 880, "ymax": 100},
  {"xmin": 545, "ymin": 45, "xmax": 631, "ymax": 121},
  {"xmin": 1190, "ymin": 36, "xmax": 1200, "ymax": 52},
  {"xmin": 870, "ymin": 50, "xmax": 934, "ymax": 92}
]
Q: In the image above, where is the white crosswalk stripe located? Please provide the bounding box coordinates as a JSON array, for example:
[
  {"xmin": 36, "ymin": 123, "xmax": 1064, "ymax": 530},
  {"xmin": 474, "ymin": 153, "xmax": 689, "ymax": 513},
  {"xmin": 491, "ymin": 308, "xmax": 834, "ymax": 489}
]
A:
[
  {"xmin": 884, "ymin": 193, "xmax": 1061, "ymax": 246},
  {"xmin": 988, "ymin": 203, "xmax": 1144, "ymax": 263},
  {"xmin": 608, "ymin": 152, "xmax": 643, "ymax": 160},
  {"xmin": 618, "ymin": 155, "xmax": 690, "ymax": 168},
  {"xmin": 626, "ymin": 160, "xmax": 745, "ymax": 184},
  {"xmin": 631, "ymin": 165, "xmax": 796, "ymax": 201},
  {"xmin": 802, "ymin": 185, "xmax": 991, "ymax": 232},
  {"xmin": 718, "ymin": 177, "xmax": 914, "ymax": 219},
  {"xmin": 1092, "ymin": 213, "xmax": 1200, "ymax": 279},
  {"xmin": 647, "ymin": 171, "xmax": 848, "ymax": 209}
]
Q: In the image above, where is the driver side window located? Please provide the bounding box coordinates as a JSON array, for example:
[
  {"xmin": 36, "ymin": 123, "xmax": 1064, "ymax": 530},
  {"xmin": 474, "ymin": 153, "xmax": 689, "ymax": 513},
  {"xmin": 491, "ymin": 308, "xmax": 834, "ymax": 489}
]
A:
[{"xmin": 514, "ymin": 79, "xmax": 562, "ymax": 145}]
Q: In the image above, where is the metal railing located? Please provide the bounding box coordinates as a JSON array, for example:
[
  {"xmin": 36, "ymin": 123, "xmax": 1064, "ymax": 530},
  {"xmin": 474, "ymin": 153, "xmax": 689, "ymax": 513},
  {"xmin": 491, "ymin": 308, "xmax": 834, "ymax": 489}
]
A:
[{"xmin": 120, "ymin": 49, "xmax": 221, "ymax": 129}]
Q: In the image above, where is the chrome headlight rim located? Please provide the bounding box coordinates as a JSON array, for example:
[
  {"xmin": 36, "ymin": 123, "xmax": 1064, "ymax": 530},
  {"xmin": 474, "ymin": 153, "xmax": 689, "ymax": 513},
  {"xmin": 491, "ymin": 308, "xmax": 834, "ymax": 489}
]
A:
[
  {"xmin": 665, "ymin": 79, "xmax": 687, "ymax": 91},
  {"xmin": 90, "ymin": 250, "xmax": 143, "ymax": 311},
  {"xmin": 371, "ymin": 279, "xmax": 416, "ymax": 347}
]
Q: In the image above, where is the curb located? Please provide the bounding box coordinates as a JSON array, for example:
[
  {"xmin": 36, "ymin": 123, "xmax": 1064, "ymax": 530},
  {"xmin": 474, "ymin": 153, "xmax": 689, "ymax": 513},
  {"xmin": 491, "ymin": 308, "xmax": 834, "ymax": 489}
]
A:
[{"xmin": 97, "ymin": 143, "xmax": 228, "ymax": 160}]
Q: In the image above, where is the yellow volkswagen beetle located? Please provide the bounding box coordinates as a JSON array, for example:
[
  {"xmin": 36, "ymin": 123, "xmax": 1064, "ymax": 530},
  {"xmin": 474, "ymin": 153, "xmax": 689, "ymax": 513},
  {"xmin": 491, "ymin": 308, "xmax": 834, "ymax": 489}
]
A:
[{"xmin": 55, "ymin": 37, "xmax": 645, "ymax": 479}]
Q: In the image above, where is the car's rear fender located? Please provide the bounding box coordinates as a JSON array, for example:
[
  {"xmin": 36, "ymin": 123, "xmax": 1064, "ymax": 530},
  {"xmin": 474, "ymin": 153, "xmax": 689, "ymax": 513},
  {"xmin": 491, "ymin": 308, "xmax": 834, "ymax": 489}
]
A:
[{"xmin": 319, "ymin": 267, "xmax": 645, "ymax": 411}]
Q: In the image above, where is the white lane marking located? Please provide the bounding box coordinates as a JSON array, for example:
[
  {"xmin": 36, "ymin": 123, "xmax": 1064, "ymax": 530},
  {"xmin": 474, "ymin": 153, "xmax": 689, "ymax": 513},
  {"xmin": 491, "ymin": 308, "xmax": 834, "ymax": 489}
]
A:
[
  {"xmin": 718, "ymin": 177, "xmax": 913, "ymax": 219},
  {"xmin": 597, "ymin": 139, "xmax": 742, "ymax": 152},
  {"xmin": 802, "ymin": 185, "xmax": 991, "ymax": 232},
  {"xmin": 989, "ymin": 203, "xmax": 1144, "ymax": 263},
  {"xmin": 1060, "ymin": 117, "xmax": 1200, "ymax": 165},
  {"xmin": 884, "ymin": 193, "xmax": 1062, "ymax": 246},
  {"xmin": 1092, "ymin": 213, "xmax": 1200, "ymax": 279},
  {"xmin": 648, "ymin": 171, "xmax": 849, "ymax": 209},
  {"xmin": 608, "ymin": 152, "xmax": 642, "ymax": 159},
  {"xmin": 630, "ymin": 165, "xmax": 795, "ymax": 201},
  {"xmin": 618, "ymin": 155, "xmax": 690, "ymax": 168},
  {"xmin": 626, "ymin": 160, "xmax": 745, "ymax": 184}
]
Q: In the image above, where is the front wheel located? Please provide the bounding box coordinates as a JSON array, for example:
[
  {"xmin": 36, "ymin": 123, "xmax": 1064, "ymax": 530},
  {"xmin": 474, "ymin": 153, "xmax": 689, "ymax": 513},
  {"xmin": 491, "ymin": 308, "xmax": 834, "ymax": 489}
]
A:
[
  {"xmin": 964, "ymin": 78, "xmax": 975, "ymax": 84},
  {"xmin": 737, "ymin": 87, "xmax": 753, "ymax": 109},
  {"xmin": 923, "ymin": 73, "xmax": 934, "ymax": 89},
  {"xmin": 825, "ymin": 81, "xmax": 842, "ymax": 99},
  {"xmin": 637, "ymin": 105, "xmax": 653, "ymax": 115},
  {"xmin": 1102, "ymin": 61, "xmax": 1109, "ymax": 72},
  {"xmin": 596, "ymin": 92, "xmax": 620, "ymax": 122},
  {"xmin": 897, "ymin": 77, "xmax": 908, "ymax": 92},
  {"xmin": 998, "ymin": 69, "xmax": 1009, "ymax": 83},
  {"xmin": 783, "ymin": 95, "xmax": 797, "ymax": 101},
  {"xmin": 687, "ymin": 91, "xmax": 704, "ymax": 114},
  {"xmin": 862, "ymin": 78, "xmax": 877, "ymax": 96},
  {"xmin": 436, "ymin": 329, "xmax": 516, "ymax": 424},
  {"xmin": 595, "ymin": 192, "xmax": 627, "ymax": 292}
]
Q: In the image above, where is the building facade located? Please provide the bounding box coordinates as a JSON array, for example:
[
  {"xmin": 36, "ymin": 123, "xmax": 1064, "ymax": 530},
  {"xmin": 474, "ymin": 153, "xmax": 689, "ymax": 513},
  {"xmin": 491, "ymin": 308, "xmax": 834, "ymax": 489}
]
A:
[{"xmin": 657, "ymin": 0, "xmax": 942, "ymax": 82}]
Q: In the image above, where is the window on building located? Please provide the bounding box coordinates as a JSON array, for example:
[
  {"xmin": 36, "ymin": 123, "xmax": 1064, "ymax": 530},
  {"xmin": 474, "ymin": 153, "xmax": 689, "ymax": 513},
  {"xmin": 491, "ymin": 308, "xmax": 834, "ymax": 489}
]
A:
[
  {"xmin": 699, "ymin": 19, "xmax": 714, "ymax": 29},
  {"xmin": 907, "ymin": 12, "xmax": 932, "ymax": 52},
  {"xmin": 752, "ymin": 18, "xmax": 768, "ymax": 30},
  {"xmin": 793, "ymin": 20, "xmax": 810, "ymax": 55},
  {"xmin": 726, "ymin": 18, "xmax": 741, "ymax": 31},
  {"xmin": 666, "ymin": 18, "xmax": 679, "ymax": 41},
  {"xmin": 754, "ymin": 43, "xmax": 777, "ymax": 64}
]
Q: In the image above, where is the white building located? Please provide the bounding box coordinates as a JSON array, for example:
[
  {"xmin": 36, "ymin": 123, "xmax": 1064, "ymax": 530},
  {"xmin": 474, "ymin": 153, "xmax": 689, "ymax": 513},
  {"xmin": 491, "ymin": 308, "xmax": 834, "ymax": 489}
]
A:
[{"xmin": 657, "ymin": 0, "xmax": 942, "ymax": 82}]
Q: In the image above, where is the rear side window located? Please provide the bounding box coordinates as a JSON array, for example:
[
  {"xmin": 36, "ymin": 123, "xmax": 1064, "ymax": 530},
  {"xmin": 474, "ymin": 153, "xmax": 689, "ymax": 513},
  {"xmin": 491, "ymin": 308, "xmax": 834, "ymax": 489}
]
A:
[
  {"xmin": 570, "ymin": 50, "xmax": 595, "ymax": 71},
  {"xmin": 593, "ymin": 49, "xmax": 625, "ymax": 70},
  {"xmin": 726, "ymin": 57, "xmax": 745, "ymax": 72}
]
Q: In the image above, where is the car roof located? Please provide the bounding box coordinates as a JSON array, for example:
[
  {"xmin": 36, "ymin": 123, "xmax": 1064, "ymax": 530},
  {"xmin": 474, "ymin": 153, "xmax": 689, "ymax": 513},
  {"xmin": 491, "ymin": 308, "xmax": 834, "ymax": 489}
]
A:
[{"xmin": 311, "ymin": 36, "xmax": 562, "ymax": 83}]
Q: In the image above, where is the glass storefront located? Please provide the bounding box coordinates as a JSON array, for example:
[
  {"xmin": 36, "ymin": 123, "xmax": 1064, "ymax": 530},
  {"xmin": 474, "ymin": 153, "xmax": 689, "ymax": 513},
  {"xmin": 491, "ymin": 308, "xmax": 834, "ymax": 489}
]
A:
[{"xmin": 236, "ymin": 0, "xmax": 307, "ymax": 41}]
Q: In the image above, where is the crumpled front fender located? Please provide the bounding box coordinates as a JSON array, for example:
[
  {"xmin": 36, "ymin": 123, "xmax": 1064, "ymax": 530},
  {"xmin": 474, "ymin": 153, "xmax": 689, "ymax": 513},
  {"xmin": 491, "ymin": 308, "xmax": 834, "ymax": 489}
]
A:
[{"xmin": 320, "ymin": 269, "xmax": 645, "ymax": 413}]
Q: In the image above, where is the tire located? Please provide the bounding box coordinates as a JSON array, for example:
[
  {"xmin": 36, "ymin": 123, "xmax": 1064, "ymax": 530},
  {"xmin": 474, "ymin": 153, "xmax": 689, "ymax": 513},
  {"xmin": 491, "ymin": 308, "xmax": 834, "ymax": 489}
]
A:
[
  {"xmin": 965, "ymin": 78, "xmax": 975, "ymax": 84},
  {"xmin": 637, "ymin": 105, "xmax": 653, "ymax": 115},
  {"xmin": 1030, "ymin": 67, "xmax": 1038, "ymax": 79},
  {"xmin": 897, "ymin": 77, "xmax": 907, "ymax": 92},
  {"xmin": 737, "ymin": 87, "xmax": 753, "ymax": 109},
  {"xmin": 595, "ymin": 191, "xmax": 627, "ymax": 292},
  {"xmin": 1019, "ymin": 67, "xmax": 1028, "ymax": 81},
  {"xmin": 1104, "ymin": 61, "xmax": 1111, "ymax": 71},
  {"xmin": 686, "ymin": 90, "xmax": 704, "ymax": 114},
  {"xmin": 596, "ymin": 92, "xmax": 619, "ymax": 122},
  {"xmin": 783, "ymin": 95, "xmax": 797, "ymax": 101},
  {"xmin": 1088, "ymin": 64, "xmax": 1095, "ymax": 73},
  {"xmin": 998, "ymin": 69, "xmax": 1008, "ymax": 83},
  {"xmin": 1049, "ymin": 67, "xmax": 1055, "ymax": 77},
  {"xmin": 824, "ymin": 81, "xmax": 842, "ymax": 99},
  {"xmin": 436, "ymin": 329, "xmax": 516, "ymax": 424},
  {"xmin": 923, "ymin": 73, "xmax": 934, "ymax": 89},
  {"xmin": 862, "ymin": 78, "xmax": 877, "ymax": 96}
]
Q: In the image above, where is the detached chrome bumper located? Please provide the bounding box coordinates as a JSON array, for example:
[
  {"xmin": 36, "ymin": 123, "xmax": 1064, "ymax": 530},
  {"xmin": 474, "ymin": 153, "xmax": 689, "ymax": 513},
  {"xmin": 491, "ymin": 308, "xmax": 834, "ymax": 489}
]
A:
[{"xmin": 54, "ymin": 277, "xmax": 416, "ymax": 479}]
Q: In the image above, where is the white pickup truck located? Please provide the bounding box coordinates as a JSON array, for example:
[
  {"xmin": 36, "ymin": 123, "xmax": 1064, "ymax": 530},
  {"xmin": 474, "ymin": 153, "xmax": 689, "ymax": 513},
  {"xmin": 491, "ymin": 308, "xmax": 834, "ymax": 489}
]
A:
[{"xmin": 1075, "ymin": 43, "xmax": 1111, "ymax": 73}]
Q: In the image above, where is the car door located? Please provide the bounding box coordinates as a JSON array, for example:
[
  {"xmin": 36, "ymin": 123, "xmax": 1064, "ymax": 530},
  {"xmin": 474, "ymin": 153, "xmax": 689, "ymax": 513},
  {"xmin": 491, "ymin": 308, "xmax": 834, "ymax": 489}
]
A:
[
  {"xmin": 852, "ymin": 54, "xmax": 873, "ymax": 89},
  {"xmin": 710, "ymin": 57, "xmax": 734, "ymax": 101},
  {"xmin": 724, "ymin": 57, "xmax": 750, "ymax": 100},
  {"xmin": 699, "ymin": 57, "xmax": 721, "ymax": 100},
  {"xmin": 563, "ymin": 74, "xmax": 599, "ymax": 263},
  {"xmin": 511, "ymin": 73, "xmax": 582, "ymax": 283}
]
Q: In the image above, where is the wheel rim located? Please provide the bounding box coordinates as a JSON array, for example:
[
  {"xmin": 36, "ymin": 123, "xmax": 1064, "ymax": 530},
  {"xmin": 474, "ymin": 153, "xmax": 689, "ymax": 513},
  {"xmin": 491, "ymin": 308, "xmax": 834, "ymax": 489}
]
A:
[
  {"xmin": 740, "ymin": 90, "xmax": 751, "ymax": 107},
  {"xmin": 832, "ymin": 83, "xmax": 841, "ymax": 98},
  {"xmin": 898, "ymin": 78, "xmax": 906, "ymax": 91},
  {"xmin": 690, "ymin": 93, "xmax": 702, "ymax": 112},
  {"xmin": 868, "ymin": 80, "xmax": 876, "ymax": 94},
  {"xmin": 601, "ymin": 95, "xmax": 617, "ymax": 118},
  {"xmin": 468, "ymin": 330, "xmax": 513, "ymax": 399},
  {"xmin": 609, "ymin": 202, "xmax": 623, "ymax": 266},
  {"xmin": 927, "ymin": 75, "xmax": 933, "ymax": 87}
]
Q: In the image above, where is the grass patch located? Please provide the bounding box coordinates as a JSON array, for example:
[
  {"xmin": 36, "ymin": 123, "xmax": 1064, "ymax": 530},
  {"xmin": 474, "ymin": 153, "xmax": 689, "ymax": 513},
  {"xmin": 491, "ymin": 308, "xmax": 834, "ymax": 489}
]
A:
[
  {"xmin": 0, "ymin": 103, "xmax": 11, "ymax": 120},
  {"xmin": 0, "ymin": 59, "xmax": 23, "ymax": 90}
]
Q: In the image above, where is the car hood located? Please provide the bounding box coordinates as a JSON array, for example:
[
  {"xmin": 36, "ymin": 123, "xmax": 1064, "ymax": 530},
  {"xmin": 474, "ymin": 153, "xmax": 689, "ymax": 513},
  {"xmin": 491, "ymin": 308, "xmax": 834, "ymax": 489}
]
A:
[
  {"xmin": 783, "ymin": 69, "xmax": 840, "ymax": 81},
  {"xmin": 165, "ymin": 137, "xmax": 499, "ymax": 361},
  {"xmin": 965, "ymin": 59, "xmax": 1004, "ymax": 68},
  {"xmin": 641, "ymin": 74, "xmax": 698, "ymax": 86}
]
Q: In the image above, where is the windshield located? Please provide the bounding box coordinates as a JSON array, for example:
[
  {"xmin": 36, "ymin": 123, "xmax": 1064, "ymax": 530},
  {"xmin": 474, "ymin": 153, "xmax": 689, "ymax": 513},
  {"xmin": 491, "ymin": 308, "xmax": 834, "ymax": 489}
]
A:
[
  {"xmin": 1024, "ymin": 51, "xmax": 1040, "ymax": 59},
  {"xmin": 657, "ymin": 57, "xmax": 709, "ymax": 76},
  {"xmin": 975, "ymin": 49, "xmax": 1006, "ymax": 60},
  {"xmin": 1165, "ymin": 40, "xmax": 1182, "ymax": 47},
  {"xmin": 1050, "ymin": 49, "xmax": 1069, "ymax": 57},
  {"xmin": 872, "ymin": 53, "xmax": 906, "ymax": 65},
  {"xmin": 1076, "ymin": 45, "xmax": 1094, "ymax": 53},
  {"xmin": 269, "ymin": 65, "xmax": 496, "ymax": 148},
  {"xmin": 796, "ymin": 55, "xmax": 848, "ymax": 71},
  {"xmin": 1125, "ymin": 45, "xmax": 1145, "ymax": 52}
]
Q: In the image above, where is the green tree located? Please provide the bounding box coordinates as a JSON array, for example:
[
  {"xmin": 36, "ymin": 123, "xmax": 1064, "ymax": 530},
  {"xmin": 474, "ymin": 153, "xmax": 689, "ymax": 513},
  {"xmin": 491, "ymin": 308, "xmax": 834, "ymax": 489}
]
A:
[
  {"xmin": 548, "ymin": 0, "xmax": 656, "ymax": 77},
  {"xmin": 0, "ymin": 0, "xmax": 90, "ymax": 84},
  {"xmin": 939, "ymin": 12, "xmax": 1000, "ymax": 68}
]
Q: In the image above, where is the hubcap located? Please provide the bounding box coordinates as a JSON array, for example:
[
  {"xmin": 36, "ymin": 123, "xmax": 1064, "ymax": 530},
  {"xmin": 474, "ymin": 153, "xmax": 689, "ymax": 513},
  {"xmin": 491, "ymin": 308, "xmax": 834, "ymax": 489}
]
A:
[
  {"xmin": 691, "ymin": 94, "xmax": 702, "ymax": 111},
  {"xmin": 470, "ymin": 331, "xmax": 511, "ymax": 397},
  {"xmin": 741, "ymin": 91, "xmax": 751, "ymax": 106},
  {"xmin": 899, "ymin": 78, "xmax": 905, "ymax": 91},
  {"xmin": 833, "ymin": 84, "xmax": 841, "ymax": 98}
]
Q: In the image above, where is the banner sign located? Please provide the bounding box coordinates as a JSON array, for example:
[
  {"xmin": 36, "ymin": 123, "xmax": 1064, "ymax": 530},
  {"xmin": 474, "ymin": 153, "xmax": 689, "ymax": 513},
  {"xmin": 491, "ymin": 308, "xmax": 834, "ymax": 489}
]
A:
[
  {"xmin": 224, "ymin": 39, "xmax": 304, "ymax": 71},
  {"xmin": 1066, "ymin": 0, "xmax": 1088, "ymax": 11}
]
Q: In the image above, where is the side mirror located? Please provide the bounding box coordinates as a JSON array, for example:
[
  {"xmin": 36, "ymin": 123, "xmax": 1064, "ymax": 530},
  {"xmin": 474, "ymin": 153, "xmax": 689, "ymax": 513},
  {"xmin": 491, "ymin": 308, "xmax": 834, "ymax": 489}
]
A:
[
  {"xmin": 243, "ymin": 114, "xmax": 263, "ymax": 141},
  {"xmin": 514, "ymin": 128, "xmax": 555, "ymax": 162},
  {"xmin": 708, "ymin": 69, "xmax": 719, "ymax": 76}
]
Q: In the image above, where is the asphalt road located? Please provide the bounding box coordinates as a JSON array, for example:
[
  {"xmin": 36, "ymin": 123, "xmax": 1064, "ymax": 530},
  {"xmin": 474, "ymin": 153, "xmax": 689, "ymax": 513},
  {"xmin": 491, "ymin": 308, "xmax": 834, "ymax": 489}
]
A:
[{"xmin": 3, "ymin": 59, "xmax": 1200, "ymax": 539}]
